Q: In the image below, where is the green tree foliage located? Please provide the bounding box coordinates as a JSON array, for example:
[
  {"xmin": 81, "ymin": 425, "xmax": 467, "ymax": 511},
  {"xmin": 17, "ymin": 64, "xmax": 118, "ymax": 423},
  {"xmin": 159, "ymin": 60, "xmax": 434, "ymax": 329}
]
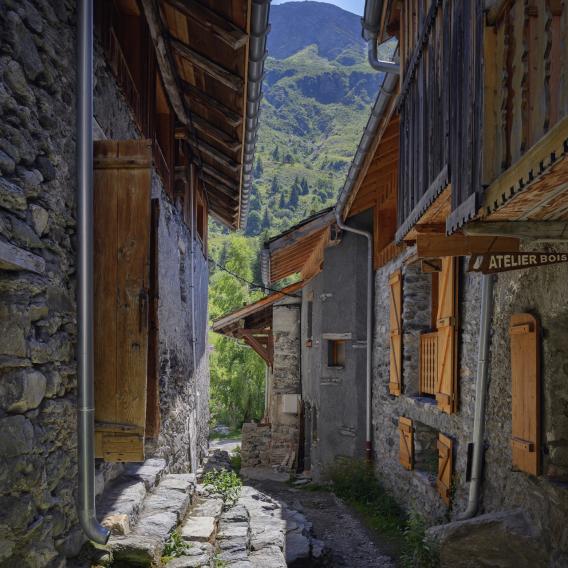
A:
[
  {"xmin": 271, "ymin": 145, "xmax": 280, "ymax": 161},
  {"xmin": 278, "ymin": 192, "xmax": 287, "ymax": 209},
  {"xmin": 261, "ymin": 209, "xmax": 271, "ymax": 230},
  {"xmin": 288, "ymin": 185, "xmax": 300, "ymax": 208},
  {"xmin": 254, "ymin": 157, "xmax": 264, "ymax": 178},
  {"xmin": 209, "ymin": 235, "xmax": 266, "ymax": 429},
  {"xmin": 245, "ymin": 210, "xmax": 262, "ymax": 236},
  {"xmin": 269, "ymin": 175, "xmax": 280, "ymax": 195}
]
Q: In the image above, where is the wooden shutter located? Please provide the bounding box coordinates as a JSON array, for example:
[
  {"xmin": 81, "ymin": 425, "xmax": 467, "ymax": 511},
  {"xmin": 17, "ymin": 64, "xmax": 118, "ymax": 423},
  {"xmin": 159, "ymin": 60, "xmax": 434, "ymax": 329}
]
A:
[
  {"xmin": 510, "ymin": 313, "xmax": 541, "ymax": 476},
  {"xmin": 436, "ymin": 433, "xmax": 453, "ymax": 504},
  {"xmin": 94, "ymin": 140, "xmax": 152, "ymax": 462},
  {"xmin": 399, "ymin": 417, "xmax": 414, "ymax": 470},
  {"xmin": 389, "ymin": 270, "xmax": 403, "ymax": 395},
  {"xmin": 435, "ymin": 257, "xmax": 458, "ymax": 413}
]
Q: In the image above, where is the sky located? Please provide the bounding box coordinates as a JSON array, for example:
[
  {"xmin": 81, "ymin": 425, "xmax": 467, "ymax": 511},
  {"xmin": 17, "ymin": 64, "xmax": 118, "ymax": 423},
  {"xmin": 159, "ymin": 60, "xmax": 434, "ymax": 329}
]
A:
[{"xmin": 271, "ymin": 0, "xmax": 366, "ymax": 16}]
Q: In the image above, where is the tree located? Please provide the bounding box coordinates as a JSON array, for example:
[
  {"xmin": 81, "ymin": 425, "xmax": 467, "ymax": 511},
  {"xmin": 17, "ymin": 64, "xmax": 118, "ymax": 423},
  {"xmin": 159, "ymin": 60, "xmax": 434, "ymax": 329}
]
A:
[
  {"xmin": 245, "ymin": 210, "xmax": 262, "ymax": 236},
  {"xmin": 209, "ymin": 235, "xmax": 265, "ymax": 428},
  {"xmin": 271, "ymin": 145, "xmax": 280, "ymax": 161},
  {"xmin": 288, "ymin": 185, "xmax": 299, "ymax": 208},
  {"xmin": 261, "ymin": 208, "xmax": 271, "ymax": 230},
  {"xmin": 270, "ymin": 176, "xmax": 280, "ymax": 196},
  {"xmin": 254, "ymin": 157, "xmax": 263, "ymax": 178},
  {"xmin": 300, "ymin": 177, "xmax": 310, "ymax": 195},
  {"xmin": 278, "ymin": 192, "xmax": 287, "ymax": 209}
]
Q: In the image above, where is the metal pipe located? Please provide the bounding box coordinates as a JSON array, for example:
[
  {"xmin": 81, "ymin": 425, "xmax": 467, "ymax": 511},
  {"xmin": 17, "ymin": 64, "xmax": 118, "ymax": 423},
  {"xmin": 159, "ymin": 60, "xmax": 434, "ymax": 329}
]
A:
[
  {"xmin": 362, "ymin": 0, "xmax": 400, "ymax": 74},
  {"xmin": 334, "ymin": 212, "xmax": 373, "ymax": 460},
  {"xmin": 190, "ymin": 165, "xmax": 197, "ymax": 403},
  {"xmin": 76, "ymin": 0, "xmax": 110, "ymax": 545},
  {"xmin": 240, "ymin": 0, "xmax": 271, "ymax": 228},
  {"xmin": 459, "ymin": 274, "xmax": 494, "ymax": 519}
]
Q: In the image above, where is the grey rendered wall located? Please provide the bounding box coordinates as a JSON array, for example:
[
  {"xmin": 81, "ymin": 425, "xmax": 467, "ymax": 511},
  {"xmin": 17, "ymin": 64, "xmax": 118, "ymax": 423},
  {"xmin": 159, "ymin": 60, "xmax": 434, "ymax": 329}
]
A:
[
  {"xmin": 301, "ymin": 210, "xmax": 371, "ymax": 480},
  {"xmin": 0, "ymin": 3, "xmax": 209, "ymax": 563},
  {"xmin": 371, "ymin": 244, "xmax": 568, "ymax": 564}
]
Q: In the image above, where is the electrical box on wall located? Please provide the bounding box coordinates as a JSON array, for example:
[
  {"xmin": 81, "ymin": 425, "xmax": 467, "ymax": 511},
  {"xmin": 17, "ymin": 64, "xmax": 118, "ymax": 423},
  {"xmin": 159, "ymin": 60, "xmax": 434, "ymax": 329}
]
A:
[{"xmin": 281, "ymin": 394, "xmax": 300, "ymax": 415}]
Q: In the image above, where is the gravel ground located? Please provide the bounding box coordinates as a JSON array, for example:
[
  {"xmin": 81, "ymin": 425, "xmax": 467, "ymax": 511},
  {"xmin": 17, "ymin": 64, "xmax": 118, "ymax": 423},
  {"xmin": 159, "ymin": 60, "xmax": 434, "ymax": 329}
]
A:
[{"xmin": 248, "ymin": 478, "xmax": 397, "ymax": 568}]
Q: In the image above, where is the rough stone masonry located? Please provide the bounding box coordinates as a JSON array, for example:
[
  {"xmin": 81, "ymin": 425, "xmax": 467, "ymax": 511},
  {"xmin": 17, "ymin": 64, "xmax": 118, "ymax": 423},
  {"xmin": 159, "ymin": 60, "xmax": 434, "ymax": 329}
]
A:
[{"xmin": 0, "ymin": 1, "xmax": 209, "ymax": 565}]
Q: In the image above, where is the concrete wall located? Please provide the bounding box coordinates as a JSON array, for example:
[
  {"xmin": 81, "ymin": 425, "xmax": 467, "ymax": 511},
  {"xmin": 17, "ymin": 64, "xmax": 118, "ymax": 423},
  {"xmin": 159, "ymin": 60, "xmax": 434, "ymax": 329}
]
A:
[
  {"xmin": 0, "ymin": 2, "xmax": 209, "ymax": 563},
  {"xmin": 300, "ymin": 211, "xmax": 370, "ymax": 480},
  {"xmin": 371, "ymin": 244, "xmax": 568, "ymax": 565}
]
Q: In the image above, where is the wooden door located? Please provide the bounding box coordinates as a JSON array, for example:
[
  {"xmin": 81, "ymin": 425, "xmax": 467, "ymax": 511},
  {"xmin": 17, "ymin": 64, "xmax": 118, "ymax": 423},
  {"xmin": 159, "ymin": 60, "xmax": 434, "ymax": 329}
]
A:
[
  {"xmin": 94, "ymin": 139, "xmax": 152, "ymax": 462},
  {"xmin": 436, "ymin": 257, "xmax": 458, "ymax": 413}
]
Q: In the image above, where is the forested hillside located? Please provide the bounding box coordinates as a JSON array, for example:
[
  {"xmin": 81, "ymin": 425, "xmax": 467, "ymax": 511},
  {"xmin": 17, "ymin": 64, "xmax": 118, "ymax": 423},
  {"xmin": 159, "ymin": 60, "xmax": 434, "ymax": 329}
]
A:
[{"xmin": 209, "ymin": 2, "xmax": 387, "ymax": 429}]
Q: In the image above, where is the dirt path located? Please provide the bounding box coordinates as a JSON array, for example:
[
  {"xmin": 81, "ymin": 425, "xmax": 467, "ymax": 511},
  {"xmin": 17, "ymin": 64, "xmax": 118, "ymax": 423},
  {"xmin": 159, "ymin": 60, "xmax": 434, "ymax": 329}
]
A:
[{"xmin": 247, "ymin": 478, "xmax": 397, "ymax": 568}]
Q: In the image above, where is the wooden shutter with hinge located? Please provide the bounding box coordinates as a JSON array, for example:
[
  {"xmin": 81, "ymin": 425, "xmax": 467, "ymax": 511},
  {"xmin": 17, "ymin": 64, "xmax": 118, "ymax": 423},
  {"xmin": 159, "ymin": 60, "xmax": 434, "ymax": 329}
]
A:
[
  {"xmin": 510, "ymin": 313, "xmax": 540, "ymax": 476},
  {"xmin": 94, "ymin": 140, "xmax": 152, "ymax": 462},
  {"xmin": 389, "ymin": 270, "xmax": 403, "ymax": 395},
  {"xmin": 399, "ymin": 417, "xmax": 414, "ymax": 470},
  {"xmin": 437, "ymin": 433, "xmax": 453, "ymax": 505},
  {"xmin": 436, "ymin": 257, "xmax": 458, "ymax": 413}
]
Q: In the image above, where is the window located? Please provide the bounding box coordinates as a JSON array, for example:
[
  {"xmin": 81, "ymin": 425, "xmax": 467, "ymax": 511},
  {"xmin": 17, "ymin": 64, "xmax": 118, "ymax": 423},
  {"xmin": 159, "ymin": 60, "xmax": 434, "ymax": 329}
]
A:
[{"xmin": 327, "ymin": 339, "xmax": 346, "ymax": 368}]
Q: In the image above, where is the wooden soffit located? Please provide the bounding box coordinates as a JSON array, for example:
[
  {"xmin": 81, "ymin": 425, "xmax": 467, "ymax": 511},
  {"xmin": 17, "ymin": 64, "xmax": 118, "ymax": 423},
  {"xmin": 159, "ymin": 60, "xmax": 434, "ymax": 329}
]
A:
[
  {"xmin": 265, "ymin": 208, "xmax": 336, "ymax": 283},
  {"xmin": 150, "ymin": 0, "xmax": 251, "ymax": 229},
  {"xmin": 481, "ymin": 115, "xmax": 568, "ymax": 224}
]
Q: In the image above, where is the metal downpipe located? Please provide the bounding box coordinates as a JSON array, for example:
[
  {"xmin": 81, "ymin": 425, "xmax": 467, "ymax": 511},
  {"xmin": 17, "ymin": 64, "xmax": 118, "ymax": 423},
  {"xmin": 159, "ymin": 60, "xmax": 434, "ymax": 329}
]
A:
[
  {"xmin": 459, "ymin": 274, "xmax": 494, "ymax": 520},
  {"xmin": 334, "ymin": 211, "xmax": 374, "ymax": 461},
  {"xmin": 362, "ymin": 0, "xmax": 400, "ymax": 74},
  {"xmin": 76, "ymin": 0, "xmax": 110, "ymax": 545}
]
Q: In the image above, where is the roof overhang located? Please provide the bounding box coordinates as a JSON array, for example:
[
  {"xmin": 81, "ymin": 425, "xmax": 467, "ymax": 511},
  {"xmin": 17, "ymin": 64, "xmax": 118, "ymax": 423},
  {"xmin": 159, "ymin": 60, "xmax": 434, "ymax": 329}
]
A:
[{"xmin": 143, "ymin": 0, "xmax": 270, "ymax": 230}]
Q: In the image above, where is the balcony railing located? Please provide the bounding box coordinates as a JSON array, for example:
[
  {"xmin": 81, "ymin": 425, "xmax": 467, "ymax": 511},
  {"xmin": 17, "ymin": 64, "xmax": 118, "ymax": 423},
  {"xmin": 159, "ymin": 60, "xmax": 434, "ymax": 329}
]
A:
[{"xmin": 419, "ymin": 331, "xmax": 438, "ymax": 396}]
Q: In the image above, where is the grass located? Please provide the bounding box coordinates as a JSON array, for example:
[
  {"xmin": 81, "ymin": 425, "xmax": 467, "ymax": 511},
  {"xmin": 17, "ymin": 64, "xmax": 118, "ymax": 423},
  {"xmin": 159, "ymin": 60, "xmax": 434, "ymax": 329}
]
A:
[
  {"xmin": 320, "ymin": 459, "xmax": 439, "ymax": 567},
  {"xmin": 161, "ymin": 531, "xmax": 192, "ymax": 563},
  {"xmin": 203, "ymin": 469, "xmax": 242, "ymax": 509},
  {"xmin": 230, "ymin": 445, "xmax": 242, "ymax": 473}
]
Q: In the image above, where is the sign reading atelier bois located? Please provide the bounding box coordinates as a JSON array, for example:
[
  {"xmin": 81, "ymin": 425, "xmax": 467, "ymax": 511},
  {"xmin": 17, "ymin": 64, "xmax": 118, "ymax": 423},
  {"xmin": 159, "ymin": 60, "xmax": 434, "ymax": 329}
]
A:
[{"xmin": 468, "ymin": 252, "xmax": 568, "ymax": 274}]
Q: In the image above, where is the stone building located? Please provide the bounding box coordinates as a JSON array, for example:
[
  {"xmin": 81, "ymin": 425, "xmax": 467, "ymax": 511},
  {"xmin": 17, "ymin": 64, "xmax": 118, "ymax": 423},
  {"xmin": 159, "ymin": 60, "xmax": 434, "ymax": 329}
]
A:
[
  {"xmin": 0, "ymin": 0, "xmax": 266, "ymax": 564},
  {"xmin": 212, "ymin": 283, "xmax": 303, "ymax": 472}
]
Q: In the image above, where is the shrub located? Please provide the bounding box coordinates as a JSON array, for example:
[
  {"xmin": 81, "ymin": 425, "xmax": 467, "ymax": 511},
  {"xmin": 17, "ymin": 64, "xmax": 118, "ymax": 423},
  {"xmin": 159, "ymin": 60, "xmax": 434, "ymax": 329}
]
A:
[
  {"xmin": 203, "ymin": 469, "xmax": 242, "ymax": 509},
  {"xmin": 400, "ymin": 511, "xmax": 439, "ymax": 568}
]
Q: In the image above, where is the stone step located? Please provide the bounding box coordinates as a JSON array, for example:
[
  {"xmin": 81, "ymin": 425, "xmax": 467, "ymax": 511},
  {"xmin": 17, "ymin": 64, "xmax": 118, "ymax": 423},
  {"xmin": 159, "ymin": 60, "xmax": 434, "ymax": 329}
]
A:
[
  {"xmin": 107, "ymin": 473, "xmax": 197, "ymax": 565},
  {"xmin": 98, "ymin": 458, "xmax": 168, "ymax": 535}
]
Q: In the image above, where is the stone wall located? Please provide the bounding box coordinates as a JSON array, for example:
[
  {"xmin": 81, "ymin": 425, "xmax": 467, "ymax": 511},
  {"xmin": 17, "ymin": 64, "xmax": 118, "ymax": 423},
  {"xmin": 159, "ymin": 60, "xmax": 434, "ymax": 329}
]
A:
[
  {"xmin": 0, "ymin": 1, "xmax": 209, "ymax": 564},
  {"xmin": 240, "ymin": 423, "xmax": 271, "ymax": 468},
  {"xmin": 372, "ymin": 244, "xmax": 568, "ymax": 564},
  {"xmin": 300, "ymin": 211, "xmax": 370, "ymax": 480},
  {"xmin": 269, "ymin": 300, "xmax": 302, "ymax": 469}
]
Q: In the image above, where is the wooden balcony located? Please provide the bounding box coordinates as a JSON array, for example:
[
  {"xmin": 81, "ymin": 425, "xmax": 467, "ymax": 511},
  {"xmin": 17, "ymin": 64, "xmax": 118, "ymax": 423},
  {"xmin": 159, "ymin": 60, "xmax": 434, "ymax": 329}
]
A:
[{"xmin": 419, "ymin": 331, "xmax": 438, "ymax": 396}]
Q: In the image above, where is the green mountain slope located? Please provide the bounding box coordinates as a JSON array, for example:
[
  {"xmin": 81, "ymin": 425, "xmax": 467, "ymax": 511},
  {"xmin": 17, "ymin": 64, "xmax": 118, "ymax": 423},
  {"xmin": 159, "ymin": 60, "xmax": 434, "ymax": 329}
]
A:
[{"xmin": 242, "ymin": 1, "xmax": 387, "ymax": 236}]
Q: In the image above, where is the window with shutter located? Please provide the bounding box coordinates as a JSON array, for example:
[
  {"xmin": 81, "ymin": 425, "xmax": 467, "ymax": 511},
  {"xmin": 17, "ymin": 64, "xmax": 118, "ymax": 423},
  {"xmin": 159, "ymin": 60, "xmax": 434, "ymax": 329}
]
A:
[
  {"xmin": 435, "ymin": 257, "xmax": 458, "ymax": 413},
  {"xmin": 399, "ymin": 417, "xmax": 414, "ymax": 470},
  {"xmin": 94, "ymin": 139, "xmax": 152, "ymax": 462},
  {"xmin": 510, "ymin": 313, "xmax": 541, "ymax": 476},
  {"xmin": 436, "ymin": 433, "xmax": 453, "ymax": 505},
  {"xmin": 389, "ymin": 270, "xmax": 403, "ymax": 395}
]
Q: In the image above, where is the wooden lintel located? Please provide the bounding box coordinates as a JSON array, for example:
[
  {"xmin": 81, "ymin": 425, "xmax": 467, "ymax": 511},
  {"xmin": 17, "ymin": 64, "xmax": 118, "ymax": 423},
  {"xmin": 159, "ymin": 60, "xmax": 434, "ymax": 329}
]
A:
[
  {"xmin": 170, "ymin": 36, "xmax": 244, "ymax": 92},
  {"xmin": 416, "ymin": 234, "xmax": 520, "ymax": 258},
  {"xmin": 187, "ymin": 137, "xmax": 240, "ymax": 174},
  {"xmin": 163, "ymin": 0, "xmax": 248, "ymax": 50},
  {"xmin": 463, "ymin": 221, "xmax": 568, "ymax": 241},
  {"xmin": 182, "ymin": 82, "xmax": 242, "ymax": 127}
]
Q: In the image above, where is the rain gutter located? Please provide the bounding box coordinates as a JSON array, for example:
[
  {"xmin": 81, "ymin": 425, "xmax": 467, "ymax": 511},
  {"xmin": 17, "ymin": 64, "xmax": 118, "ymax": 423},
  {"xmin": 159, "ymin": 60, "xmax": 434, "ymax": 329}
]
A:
[
  {"xmin": 76, "ymin": 0, "xmax": 111, "ymax": 545},
  {"xmin": 240, "ymin": 0, "xmax": 271, "ymax": 228}
]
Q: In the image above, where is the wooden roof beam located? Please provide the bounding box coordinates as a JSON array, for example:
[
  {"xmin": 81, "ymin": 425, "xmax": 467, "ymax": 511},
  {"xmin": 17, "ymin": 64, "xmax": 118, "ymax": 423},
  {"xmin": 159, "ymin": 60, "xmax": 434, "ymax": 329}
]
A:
[
  {"xmin": 176, "ymin": 121, "xmax": 241, "ymax": 154},
  {"xmin": 163, "ymin": 0, "xmax": 248, "ymax": 50},
  {"xmin": 463, "ymin": 221, "xmax": 568, "ymax": 240},
  {"xmin": 182, "ymin": 82, "xmax": 242, "ymax": 127},
  {"xmin": 188, "ymin": 137, "xmax": 241, "ymax": 175},
  {"xmin": 267, "ymin": 215, "xmax": 334, "ymax": 254},
  {"xmin": 170, "ymin": 36, "xmax": 244, "ymax": 92}
]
